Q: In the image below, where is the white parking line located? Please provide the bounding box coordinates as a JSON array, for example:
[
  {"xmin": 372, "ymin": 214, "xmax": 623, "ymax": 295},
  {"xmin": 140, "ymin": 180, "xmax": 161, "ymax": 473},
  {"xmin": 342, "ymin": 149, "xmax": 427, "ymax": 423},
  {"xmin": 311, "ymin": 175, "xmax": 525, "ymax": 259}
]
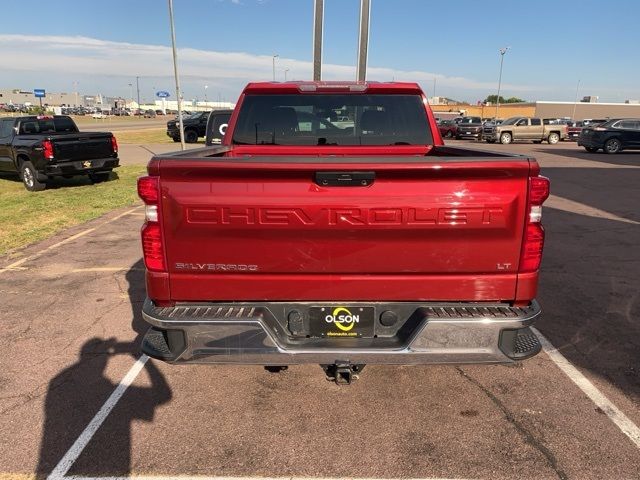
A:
[
  {"xmin": 0, "ymin": 206, "xmax": 141, "ymax": 275},
  {"xmin": 47, "ymin": 355, "xmax": 150, "ymax": 480},
  {"xmin": 532, "ymin": 327, "xmax": 640, "ymax": 449}
]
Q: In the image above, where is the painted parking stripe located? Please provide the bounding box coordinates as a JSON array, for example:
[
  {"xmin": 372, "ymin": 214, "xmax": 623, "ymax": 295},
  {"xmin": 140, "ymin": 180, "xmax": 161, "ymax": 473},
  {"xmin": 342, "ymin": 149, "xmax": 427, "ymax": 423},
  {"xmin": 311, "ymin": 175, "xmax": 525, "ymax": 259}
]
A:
[
  {"xmin": 47, "ymin": 355, "xmax": 150, "ymax": 480},
  {"xmin": 545, "ymin": 195, "xmax": 639, "ymax": 225},
  {"xmin": 532, "ymin": 328, "xmax": 640, "ymax": 449},
  {"xmin": 0, "ymin": 206, "xmax": 141, "ymax": 275}
]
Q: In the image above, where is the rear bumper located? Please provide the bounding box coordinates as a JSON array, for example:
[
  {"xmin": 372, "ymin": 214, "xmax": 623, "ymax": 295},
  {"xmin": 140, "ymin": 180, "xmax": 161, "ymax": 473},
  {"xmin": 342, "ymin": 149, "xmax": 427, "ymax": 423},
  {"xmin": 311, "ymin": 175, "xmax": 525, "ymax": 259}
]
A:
[
  {"xmin": 44, "ymin": 157, "xmax": 119, "ymax": 176},
  {"xmin": 141, "ymin": 298, "xmax": 542, "ymax": 365}
]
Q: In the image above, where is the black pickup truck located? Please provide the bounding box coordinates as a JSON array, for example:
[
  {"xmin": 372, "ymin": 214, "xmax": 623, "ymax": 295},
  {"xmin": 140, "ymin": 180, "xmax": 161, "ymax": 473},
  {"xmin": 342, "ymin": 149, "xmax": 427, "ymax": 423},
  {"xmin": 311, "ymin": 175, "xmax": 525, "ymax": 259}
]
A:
[{"xmin": 0, "ymin": 115, "xmax": 119, "ymax": 191}]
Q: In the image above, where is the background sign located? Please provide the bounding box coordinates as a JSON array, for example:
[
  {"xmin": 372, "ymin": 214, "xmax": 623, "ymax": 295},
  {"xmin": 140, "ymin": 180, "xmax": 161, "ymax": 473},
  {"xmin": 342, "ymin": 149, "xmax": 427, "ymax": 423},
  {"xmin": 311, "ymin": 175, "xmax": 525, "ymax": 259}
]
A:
[
  {"xmin": 33, "ymin": 89, "xmax": 46, "ymax": 98},
  {"xmin": 156, "ymin": 91, "xmax": 170, "ymax": 98}
]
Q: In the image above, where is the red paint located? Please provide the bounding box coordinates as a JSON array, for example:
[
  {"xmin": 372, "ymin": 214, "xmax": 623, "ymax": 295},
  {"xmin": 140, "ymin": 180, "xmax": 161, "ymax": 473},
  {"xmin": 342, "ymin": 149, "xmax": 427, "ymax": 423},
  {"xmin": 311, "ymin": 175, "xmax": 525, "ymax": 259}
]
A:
[{"xmin": 142, "ymin": 81, "xmax": 548, "ymax": 304}]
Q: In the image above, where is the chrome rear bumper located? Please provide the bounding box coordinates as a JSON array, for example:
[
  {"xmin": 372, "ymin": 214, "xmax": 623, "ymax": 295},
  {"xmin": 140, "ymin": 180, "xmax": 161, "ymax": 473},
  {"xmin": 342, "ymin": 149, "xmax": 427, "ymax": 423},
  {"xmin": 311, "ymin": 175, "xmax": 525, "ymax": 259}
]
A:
[{"xmin": 141, "ymin": 298, "xmax": 542, "ymax": 365}]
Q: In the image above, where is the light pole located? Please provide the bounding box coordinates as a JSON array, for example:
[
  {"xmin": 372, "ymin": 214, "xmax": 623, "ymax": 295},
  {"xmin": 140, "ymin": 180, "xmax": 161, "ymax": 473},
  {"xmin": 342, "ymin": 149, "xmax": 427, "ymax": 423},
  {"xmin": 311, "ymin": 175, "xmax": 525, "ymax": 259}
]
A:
[
  {"xmin": 284, "ymin": 68, "xmax": 289, "ymax": 81},
  {"xmin": 128, "ymin": 83, "xmax": 133, "ymax": 108},
  {"xmin": 272, "ymin": 54, "xmax": 279, "ymax": 81},
  {"xmin": 572, "ymin": 79, "xmax": 581, "ymax": 120},
  {"xmin": 73, "ymin": 81, "xmax": 79, "ymax": 106},
  {"xmin": 136, "ymin": 76, "xmax": 141, "ymax": 110},
  {"xmin": 168, "ymin": 0, "xmax": 185, "ymax": 150},
  {"xmin": 204, "ymin": 85, "xmax": 208, "ymax": 104},
  {"xmin": 495, "ymin": 46, "xmax": 510, "ymax": 120}
]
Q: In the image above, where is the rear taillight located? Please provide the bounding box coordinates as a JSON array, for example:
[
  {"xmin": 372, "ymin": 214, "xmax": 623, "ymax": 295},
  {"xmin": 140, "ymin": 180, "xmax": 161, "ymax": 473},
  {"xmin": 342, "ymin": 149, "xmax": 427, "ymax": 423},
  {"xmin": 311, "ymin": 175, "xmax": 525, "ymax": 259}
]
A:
[
  {"xmin": 138, "ymin": 176, "xmax": 165, "ymax": 272},
  {"xmin": 111, "ymin": 135, "xmax": 118, "ymax": 153},
  {"xmin": 42, "ymin": 139, "xmax": 54, "ymax": 160},
  {"xmin": 519, "ymin": 176, "xmax": 550, "ymax": 273}
]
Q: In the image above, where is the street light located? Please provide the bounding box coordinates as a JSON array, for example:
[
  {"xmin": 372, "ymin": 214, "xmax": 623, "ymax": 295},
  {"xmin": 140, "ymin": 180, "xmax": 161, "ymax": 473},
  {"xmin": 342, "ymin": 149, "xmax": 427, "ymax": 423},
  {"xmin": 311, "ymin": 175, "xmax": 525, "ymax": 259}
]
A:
[
  {"xmin": 73, "ymin": 81, "xmax": 79, "ymax": 107},
  {"xmin": 284, "ymin": 68, "xmax": 290, "ymax": 81},
  {"xmin": 495, "ymin": 46, "xmax": 511, "ymax": 120},
  {"xmin": 572, "ymin": 79, "xmax": 581, "ymax": 120},
  {"xmin": 272, "ymin": 54, "xmax": 279, "ymax": 81},
  {"xmin": 128, "ymin": 83, "xmax": 133, "ymax": 107},
  {"xmin": 204, "ymin": 85, "xmax": 208, "ymax": 103},
  {"xmin": 168, "ymin": 0, "xmax": 185, "ymax": 150}
]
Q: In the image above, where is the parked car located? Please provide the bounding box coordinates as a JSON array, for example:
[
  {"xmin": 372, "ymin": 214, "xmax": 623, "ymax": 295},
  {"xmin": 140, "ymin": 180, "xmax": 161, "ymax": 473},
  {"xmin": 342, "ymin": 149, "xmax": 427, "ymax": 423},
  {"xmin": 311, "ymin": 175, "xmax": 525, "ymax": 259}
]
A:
[
  {"xmin": 155, "ymin": 109, "xmax": 165, "ymax": 116},
  {"xmin": 144, "ymin": 109, "xmax": 157, "ymax": 118},
  {"xmin": 483, "ymin": 117, "xmax": 567, "ymax": 144},
  {"xmin": 205, "ymin": 109, "xmax": 233, "ymax": 145},
  {"xmin": 166, "ymin": 111, "xmax": 208, "ymax": 143},
  {"xmin": 0, "ymin": 115, "xmax": 119, "ymax": 191},
  {"xmin": 456, "ymin": 116, "xmax": 483, "ymax": 140},
  {"xmin": 437, "ymin": 119, "xmax": 458, "ymax": 138},
  {"xmin": 578, "ymin": 118, "xmax": 640, "ymax": 154},
  {"xmin": 136, "ymin": 81, "xmax": 549, "ymax": 384}
]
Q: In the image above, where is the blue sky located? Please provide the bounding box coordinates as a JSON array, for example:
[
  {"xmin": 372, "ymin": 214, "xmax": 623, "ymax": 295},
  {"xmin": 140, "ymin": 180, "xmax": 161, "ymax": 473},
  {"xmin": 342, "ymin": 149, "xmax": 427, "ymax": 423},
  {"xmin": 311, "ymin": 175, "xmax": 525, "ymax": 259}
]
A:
[{"xmin": 1, "ymin": 0, "xmax": 638, "ymax": 103}]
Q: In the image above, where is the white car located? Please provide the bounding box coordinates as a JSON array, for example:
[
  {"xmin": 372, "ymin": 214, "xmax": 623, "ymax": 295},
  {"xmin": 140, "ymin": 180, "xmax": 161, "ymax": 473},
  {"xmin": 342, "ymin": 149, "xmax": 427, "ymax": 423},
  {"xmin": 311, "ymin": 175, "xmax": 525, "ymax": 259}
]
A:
[{"xmin": 92, "ymin": 112, "xmax": 108, "ymax": 119}]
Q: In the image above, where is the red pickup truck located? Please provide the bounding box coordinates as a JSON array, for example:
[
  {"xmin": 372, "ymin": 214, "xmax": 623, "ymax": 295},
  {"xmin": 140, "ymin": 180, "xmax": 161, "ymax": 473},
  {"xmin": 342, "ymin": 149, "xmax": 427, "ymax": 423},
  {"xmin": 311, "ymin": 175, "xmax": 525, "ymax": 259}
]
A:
[{"xmin": 137, "ymin": 81, "xmax": 549, "ymax": 384}]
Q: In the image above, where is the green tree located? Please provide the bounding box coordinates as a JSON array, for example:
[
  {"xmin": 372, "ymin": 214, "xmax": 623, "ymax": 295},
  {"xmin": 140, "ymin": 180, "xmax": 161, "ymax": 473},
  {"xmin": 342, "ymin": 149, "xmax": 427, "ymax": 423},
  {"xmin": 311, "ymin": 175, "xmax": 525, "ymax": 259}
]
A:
[{"xmin": 484, "ymin": 95, "xmax": 526, "ymax": 104}]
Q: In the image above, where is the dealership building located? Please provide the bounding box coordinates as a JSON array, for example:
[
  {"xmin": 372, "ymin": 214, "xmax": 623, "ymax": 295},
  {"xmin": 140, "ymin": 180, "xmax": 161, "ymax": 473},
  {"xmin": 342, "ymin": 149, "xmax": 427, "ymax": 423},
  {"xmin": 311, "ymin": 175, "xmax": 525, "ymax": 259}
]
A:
[{"xmin": 431, "ymin": 99, "xmax": 640, "ymax": 121}]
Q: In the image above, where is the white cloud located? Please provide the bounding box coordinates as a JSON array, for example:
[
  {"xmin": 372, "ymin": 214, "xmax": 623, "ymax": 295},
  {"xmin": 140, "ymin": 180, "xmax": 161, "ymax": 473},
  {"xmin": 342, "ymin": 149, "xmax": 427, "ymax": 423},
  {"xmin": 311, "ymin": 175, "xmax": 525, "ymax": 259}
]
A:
[{"xmin": 0, "ymin": 34, "xmax": 536, "ymax": 100}]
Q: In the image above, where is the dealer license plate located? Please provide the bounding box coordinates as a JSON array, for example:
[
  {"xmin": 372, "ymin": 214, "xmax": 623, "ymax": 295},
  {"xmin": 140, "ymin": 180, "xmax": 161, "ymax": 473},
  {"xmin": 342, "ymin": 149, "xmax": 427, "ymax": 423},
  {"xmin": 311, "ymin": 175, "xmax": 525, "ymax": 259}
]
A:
[{"xmin": 308, "ymin": 306, "xmax": 375, "ymax": 338}]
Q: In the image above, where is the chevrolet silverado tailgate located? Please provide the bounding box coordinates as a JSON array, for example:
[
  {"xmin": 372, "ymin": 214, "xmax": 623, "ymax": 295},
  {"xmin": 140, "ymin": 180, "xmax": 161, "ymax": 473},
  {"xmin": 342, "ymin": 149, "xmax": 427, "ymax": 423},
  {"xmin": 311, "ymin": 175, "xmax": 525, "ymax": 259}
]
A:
[{"xmin": 157, "ymin": 156, "xmax": 530, "ymax": 302}]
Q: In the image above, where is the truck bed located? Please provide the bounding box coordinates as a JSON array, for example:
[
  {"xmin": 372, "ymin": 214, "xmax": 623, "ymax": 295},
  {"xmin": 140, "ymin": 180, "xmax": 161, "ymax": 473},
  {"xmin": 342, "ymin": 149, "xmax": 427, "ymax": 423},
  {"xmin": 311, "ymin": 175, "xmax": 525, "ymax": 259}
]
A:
[{"xmin": 146, "ymin": 145, "xmax": 534, "ymax": 304}]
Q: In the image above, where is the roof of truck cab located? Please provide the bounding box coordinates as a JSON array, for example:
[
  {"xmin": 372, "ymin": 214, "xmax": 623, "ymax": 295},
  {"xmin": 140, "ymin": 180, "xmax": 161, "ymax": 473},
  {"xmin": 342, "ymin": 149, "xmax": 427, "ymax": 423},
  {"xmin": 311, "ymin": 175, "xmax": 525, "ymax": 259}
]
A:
[{"xmin": 242, "ymin": 81, "xmax": 424, "ymax": 94}]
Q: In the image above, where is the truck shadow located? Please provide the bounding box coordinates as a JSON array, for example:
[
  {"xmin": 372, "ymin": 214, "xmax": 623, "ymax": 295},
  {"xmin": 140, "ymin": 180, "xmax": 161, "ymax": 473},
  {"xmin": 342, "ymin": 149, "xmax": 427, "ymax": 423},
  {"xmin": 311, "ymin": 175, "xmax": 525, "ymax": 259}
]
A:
[
  {"xmin": 35, "ymin": 259, "xmax": 172, "ymax": 478},
  {"xmin": 534, "ymin": 147, "xmax": 640, "ymax": 167},
  {"xmin": 537, "ymin": 167, "xmax": 640, "ymax": 404}
]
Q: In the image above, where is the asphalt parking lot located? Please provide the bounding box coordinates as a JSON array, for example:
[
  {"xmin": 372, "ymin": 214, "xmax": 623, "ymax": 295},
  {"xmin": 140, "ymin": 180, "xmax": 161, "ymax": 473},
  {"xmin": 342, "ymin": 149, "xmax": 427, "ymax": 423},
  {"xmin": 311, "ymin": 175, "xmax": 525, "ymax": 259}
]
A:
[{"xmin": 0, "ymin": 140, "xmax": 639, "ymax": 480}]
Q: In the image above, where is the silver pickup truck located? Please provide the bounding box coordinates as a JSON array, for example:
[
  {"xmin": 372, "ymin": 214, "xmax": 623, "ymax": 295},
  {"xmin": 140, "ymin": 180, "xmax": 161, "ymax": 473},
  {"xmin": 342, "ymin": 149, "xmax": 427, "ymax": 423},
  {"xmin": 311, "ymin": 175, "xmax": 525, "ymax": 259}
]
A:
[{"xmin": 483, "ymin": 117, "xmax": 567, "ymax": 145}]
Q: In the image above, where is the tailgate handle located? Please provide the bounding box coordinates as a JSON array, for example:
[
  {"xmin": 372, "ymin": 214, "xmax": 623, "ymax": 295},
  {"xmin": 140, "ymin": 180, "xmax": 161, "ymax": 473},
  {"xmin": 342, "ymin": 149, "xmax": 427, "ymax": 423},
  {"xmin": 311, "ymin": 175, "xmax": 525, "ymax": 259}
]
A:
[{"xmin": 315, "ymin": 171, "xmax": 375, "ymax": 187}]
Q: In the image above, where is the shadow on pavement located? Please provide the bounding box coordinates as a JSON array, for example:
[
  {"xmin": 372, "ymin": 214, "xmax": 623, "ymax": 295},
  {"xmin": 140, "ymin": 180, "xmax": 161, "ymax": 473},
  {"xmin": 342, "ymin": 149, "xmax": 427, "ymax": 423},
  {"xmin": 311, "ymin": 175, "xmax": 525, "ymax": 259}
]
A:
[
  {"xmin": 35, "ymin": 260, "xmax": 171, "ymax": 478},
  {"xmin": 534, "ymin": 147, "xmax": 640, "ymax": 167},
  {"xmin": 537, "ymin": 168, "xmax": 640, "ymax": 404}
]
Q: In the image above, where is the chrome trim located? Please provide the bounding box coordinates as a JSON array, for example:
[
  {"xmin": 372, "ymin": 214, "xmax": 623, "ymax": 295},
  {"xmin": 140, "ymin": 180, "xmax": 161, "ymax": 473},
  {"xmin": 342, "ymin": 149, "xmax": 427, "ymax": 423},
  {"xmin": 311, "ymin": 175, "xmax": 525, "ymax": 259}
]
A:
[{"xmin": 142, "ymin": 299, "xmax": 541, "ymax": 365}]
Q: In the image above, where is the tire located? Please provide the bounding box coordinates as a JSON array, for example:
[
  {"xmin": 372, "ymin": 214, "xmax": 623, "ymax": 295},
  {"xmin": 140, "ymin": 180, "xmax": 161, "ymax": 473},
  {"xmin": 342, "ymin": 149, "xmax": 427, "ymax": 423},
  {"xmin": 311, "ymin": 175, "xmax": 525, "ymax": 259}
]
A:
[
  {"xmin": 184, "ymin": 129, "xmax": 198, "ymax": 143},
  {"xmin": 547, "ymin": 132, "xmax": 560, "ymax": 144},
  {"xmin": 264, "ymin": 366, "xmax": 289, "ymax": 373},
  {"xmin": 604, "ymin": 138, "xmax": 621, "ymax": 154},
  {"xmin": 20, "ymin": 161, "xmax": 46, "ymax": 191},
  {"xmin": 172, "ymin": 136, "xmax": 181, "ymax": 143},
  {"xmin": 500, "ymin": 132, "xmax": 512, "ymax": 144},
  {"xmin": 445, "ymin": 131, "xmax": 453, "ymax": 138},
  {"xmin": 585, "ymin": 147, "xmax": 598, "ymax": 153},
  {"xmin": 89, "ymin": 171, "xmax": 111, "ymax": 183}
]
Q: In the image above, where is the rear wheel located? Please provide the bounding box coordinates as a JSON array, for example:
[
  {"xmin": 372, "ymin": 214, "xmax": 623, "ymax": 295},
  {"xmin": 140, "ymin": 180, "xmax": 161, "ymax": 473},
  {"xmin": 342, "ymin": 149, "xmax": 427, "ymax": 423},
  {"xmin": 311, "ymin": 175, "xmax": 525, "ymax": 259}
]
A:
[
  {"xmin": 445, "ymin": 130, "xmax": 453, "ymax": 138},
  {"xmin": 604, "ymin": 138, "xmax": 621, "ymax": 154},
  {"xmin": 20, "ymin": 161, "xmax": 46, "ymax": 191},
  {"xmin": 547, "ymin": 132, "xmax": 560, "ymax": 144},
  {"xmin": 585, "ymin": 146, "xmax": 599, "ymax": 153},
  {"xmin": 184, "ymin": 129, "xmax": 198, "ymax": 143},
  {"xmin": 500, "ymin": 132, "xmax": 512, "ymax": 144}
]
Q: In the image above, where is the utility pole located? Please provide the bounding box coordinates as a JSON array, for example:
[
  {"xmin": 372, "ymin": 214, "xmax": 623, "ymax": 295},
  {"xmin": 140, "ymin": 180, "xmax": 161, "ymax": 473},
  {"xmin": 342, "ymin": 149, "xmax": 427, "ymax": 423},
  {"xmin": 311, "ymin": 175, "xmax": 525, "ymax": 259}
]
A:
[
  {"xmin": 284, "ymin": 68, "xmax": 289, "ymax": 81},
  {"xmin": 312, "ymin": 0, "xmax": 324, "ymax": 81},
  {"xmin": 495, "ymin": 46, "xmax": 510, "ymax": 120},
  {"xmin": 168, "ymin": 0, "xmax": 185, "ymax": 150},
  {"xmin": 272, "ymin": 54, "xmax": 279, "ymax": 81},
  {"xmin": 356, "ymin": 0, "xmax": 371, "ymax": 82}
]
